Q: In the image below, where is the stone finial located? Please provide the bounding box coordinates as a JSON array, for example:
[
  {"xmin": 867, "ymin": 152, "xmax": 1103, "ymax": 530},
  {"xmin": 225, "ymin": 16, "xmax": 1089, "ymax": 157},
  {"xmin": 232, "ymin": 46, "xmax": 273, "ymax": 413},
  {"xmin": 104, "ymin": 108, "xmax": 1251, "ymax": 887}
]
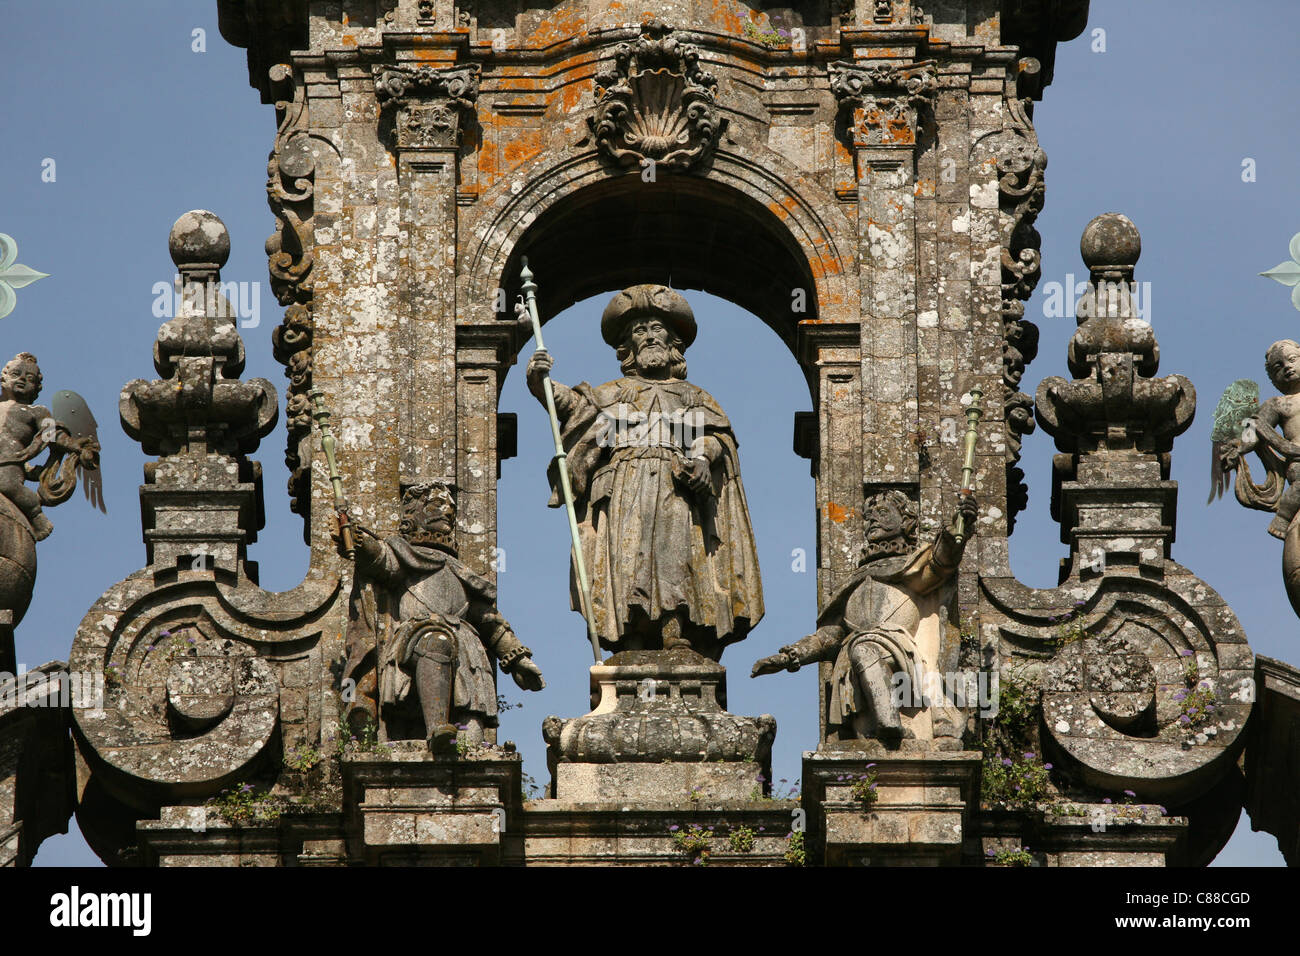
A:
[
  {"xmin": 167, "ymin": 210, "xmax": 230, "ymax": 282},
  {"xmin": 119, "ymin": 211, "xmax": 277, "ymax": 571},
  {"xmin": 1080, "ymin": 211, "xmax": 1139, "ymax": 281},
  {"xmin": 1036, "ymin": 214, "xmax": 1194, "ymax": 456}
]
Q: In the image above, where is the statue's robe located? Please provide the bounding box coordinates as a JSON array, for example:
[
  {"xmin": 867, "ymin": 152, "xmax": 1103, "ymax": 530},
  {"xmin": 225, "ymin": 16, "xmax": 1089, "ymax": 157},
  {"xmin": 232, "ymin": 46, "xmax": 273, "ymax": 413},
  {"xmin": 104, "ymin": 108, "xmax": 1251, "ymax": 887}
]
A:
[
  {"xmin": 547, "ymin": 376, "xmax": 763, "ymax": 652},
  {"xmin": 344, "ymin": 537, "xmax": 516, "ymax": 734},
  {"xmin": 787, "ymin": 531, "xmax": 962, "ymax": 741}
]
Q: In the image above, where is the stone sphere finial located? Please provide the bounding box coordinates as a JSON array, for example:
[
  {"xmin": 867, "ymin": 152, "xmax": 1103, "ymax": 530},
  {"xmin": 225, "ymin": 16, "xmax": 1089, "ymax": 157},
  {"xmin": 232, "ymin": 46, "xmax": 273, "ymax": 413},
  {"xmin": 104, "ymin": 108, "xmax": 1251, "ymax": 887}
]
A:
[
  {"xmin": 168, "ymin": 210, "xmax": 230, "ymax": 271},
  {"xmin": 1080, "ymin": 212, "xmax": 1140, "ymax": 277}
]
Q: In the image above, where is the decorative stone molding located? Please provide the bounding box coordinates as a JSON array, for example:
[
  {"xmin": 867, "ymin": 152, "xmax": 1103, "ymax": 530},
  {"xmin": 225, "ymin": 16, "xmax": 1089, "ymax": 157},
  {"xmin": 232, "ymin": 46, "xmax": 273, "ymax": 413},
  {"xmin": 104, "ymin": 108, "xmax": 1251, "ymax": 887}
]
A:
[
  {"xmin": 975, "ymin": 58, "xmax": 1050, "ymax": 530},
  {"xmin": 589, "ymin": 19, "xmax": 726, "ymax": 172},
  {"xmin": 374, "ymin": 63, "xmax": 480, "ymax": 150},
  {"xmin": 829, "ymin": 60, "xmax": 937, "ymax": 149},
  {"xmin": 264, "ymin": 63, "xmax": 336, "ymax": 531},
  {"xmin": 981, "ymin": 217, "xmax": 1246, "ymax": 858},
  {"xmin": 75, "ymin": 213, "xmax": 340, "ymax": 865}
]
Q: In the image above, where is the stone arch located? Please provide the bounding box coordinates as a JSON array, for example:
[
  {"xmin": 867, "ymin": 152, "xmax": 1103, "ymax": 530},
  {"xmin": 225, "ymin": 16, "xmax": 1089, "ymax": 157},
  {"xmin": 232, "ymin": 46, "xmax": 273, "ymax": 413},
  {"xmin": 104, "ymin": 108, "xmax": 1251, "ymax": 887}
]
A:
[{"xmin": 460, "ymin": 145, "xmax": 856, "ymax": 369}]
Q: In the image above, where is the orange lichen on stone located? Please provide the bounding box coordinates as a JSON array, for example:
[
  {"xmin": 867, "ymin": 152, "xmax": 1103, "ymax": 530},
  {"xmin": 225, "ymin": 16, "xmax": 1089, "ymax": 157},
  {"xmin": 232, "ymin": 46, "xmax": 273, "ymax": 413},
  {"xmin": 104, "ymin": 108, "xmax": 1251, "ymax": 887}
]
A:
[
  {"xmin": 825, "ymin": 501, "xmax": 857, "ymax": 523},
  {"xmin": 503, "ymin": 129, "xmax": 542, "ymax": 167}
]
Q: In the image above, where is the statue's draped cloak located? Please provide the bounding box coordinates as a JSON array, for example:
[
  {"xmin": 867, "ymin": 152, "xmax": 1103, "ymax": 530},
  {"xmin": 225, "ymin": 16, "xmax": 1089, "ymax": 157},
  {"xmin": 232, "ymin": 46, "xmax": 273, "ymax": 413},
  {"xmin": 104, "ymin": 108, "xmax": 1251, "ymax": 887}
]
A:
[
  {"xmin": 815, "ymin": 541, "xmax": 959, "ymax": 732},
  {"xmin": 344, "ymin": 537, "xmax": 501, "ymax": 729},
  {"xmin": 546, "ymin": 377, "xmax": 763, "ymax": 650}
]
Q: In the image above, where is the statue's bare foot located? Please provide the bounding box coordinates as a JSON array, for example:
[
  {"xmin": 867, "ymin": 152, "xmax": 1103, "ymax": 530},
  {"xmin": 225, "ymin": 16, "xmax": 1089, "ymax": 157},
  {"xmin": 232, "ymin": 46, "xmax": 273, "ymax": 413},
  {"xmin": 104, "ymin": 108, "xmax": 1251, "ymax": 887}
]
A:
[
  {"xmin": 427, "ymin": 722, "xmax": 458, "ymax": 755},
  {"xmin": 1269, "ymin": 514, "xmax": 1292, "ymax": 540},
  {"xmin": 29, "ymin": 512, "xmax": 53, "ymax": 541}
]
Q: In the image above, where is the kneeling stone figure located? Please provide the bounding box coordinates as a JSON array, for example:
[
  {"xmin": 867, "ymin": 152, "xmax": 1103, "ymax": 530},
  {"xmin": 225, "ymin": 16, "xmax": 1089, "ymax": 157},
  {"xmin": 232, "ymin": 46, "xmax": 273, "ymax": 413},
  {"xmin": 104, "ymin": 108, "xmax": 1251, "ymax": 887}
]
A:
[{"xmin": 342, "ymin": 482, "xmax": 544, "ymax": 753}]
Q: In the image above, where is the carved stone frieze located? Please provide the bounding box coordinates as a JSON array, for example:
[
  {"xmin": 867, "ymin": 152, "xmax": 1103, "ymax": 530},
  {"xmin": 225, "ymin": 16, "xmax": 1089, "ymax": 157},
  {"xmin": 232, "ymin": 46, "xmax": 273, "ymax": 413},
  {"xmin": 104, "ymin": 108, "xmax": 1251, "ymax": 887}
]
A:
[{"xmin": 589, "ymin": 19, "xmax": 726, "ymax": 171}]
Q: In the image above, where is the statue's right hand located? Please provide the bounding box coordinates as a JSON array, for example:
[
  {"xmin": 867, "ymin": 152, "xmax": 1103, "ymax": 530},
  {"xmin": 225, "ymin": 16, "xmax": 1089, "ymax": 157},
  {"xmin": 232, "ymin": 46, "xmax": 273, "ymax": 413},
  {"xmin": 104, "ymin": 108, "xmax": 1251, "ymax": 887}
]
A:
[
  {"xmin": 526, "ymin": 350, "xmax": 553, "ymax": 396},
  {"xmin": 751, "ymin": 653, "xmax": 792, "ymax": 678}
]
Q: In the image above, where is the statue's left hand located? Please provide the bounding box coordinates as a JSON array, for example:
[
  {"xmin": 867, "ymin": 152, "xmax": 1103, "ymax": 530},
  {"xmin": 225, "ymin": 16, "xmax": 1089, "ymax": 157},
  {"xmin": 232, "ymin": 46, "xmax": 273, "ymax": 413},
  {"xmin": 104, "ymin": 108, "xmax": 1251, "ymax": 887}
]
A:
[
  {"xmin": 953, "ymin": 490, "xmax": 978, "ymax": 530},
  {"xmin": 511, "ymin": 657, "xmax": 546, "ymax": 692},
  {"xmin": 680, "ymin": 456, "xmax": 712, "ymax": 495}
]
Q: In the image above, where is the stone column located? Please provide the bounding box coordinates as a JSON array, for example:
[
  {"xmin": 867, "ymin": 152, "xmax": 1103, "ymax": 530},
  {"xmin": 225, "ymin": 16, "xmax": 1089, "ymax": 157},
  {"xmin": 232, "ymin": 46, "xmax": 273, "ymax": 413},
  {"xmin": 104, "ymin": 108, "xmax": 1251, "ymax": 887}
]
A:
[{"xmin": 374, "ymin": 63, "xmax": 480, "ymax": 489}]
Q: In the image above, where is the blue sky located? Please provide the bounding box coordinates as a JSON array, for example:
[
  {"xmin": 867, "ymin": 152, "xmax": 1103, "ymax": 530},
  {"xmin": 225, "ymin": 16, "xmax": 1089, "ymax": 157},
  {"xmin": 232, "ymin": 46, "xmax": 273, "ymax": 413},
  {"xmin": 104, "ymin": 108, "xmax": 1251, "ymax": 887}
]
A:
[{"xmin": 0, "ymin": 0, "xmax": 1293, "ymax": 865}]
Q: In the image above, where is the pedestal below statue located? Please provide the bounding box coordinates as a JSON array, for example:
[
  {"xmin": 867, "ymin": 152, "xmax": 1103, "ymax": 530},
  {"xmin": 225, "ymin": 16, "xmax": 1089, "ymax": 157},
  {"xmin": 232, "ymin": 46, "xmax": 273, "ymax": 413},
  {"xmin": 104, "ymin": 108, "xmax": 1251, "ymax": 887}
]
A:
[
  {"xmin": 543, "ymin": 649, "xmax": 775, "ymax": 801},
  {"xmin": 803, "ymin": 748, "xmax": 983, "ymax": 866}
]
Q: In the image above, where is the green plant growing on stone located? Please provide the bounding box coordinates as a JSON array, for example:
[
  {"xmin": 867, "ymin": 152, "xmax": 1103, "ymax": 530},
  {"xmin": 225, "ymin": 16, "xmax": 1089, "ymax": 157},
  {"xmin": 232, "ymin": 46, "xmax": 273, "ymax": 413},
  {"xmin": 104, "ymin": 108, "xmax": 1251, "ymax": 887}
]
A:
[
  {"xmin": 207, "ymin": 782, "xmax": 284, "ymax": 826},
  {"xmin": 743, "ymin": 20, "xmax": 791, "ymax": 48},
  {"xmin": 981, "ymin": 752, "xmax": 1052, "ymax": 810},
  {"xmin": 283, "ymin": 744, "xmax": 322, "ymax": 773},
  {"xmin": 334, "ymin": 714, "xmax": 387, "ymax": 758},
  {"xmin": 987, "ymin": 846, "xmax": 1034, "ymax": 867},
  {"xmin": 671, "ymin": 823, "xmax": 713, "ymax": 865},
  {"xmin": 841, "ymin": 765, "xmax": 878, "ymax": 806},
  {"xmin": 1173, "ymin": 650, "xmax": 1218, "ymax": 730},
  {"xmin": 728, "ymin": 825, "xmax": 756, "ymax": 853},
  {"xmin": 983, "ymin": 662, "xmax": 1041, "ymax": 758},
  {"xmin": 784, "ymin": 830, "xmax": 806, "ymax": 866}
]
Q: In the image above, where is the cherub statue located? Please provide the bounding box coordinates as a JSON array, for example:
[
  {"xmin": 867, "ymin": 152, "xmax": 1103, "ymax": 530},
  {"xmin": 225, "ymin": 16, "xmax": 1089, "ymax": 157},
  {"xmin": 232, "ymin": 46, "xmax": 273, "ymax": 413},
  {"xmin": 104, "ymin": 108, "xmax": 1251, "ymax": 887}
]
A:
[
  {"xmin": 341, "ymin": 481, "xmax": 545, "ymax": 753},
  {"xmin": 1211, "ymin": 340, "xmax": 1300, "ymax": 615},
  {"xmin": 0, "ymin": 352, "xmax": 102, "ymax": 540},
  {"xmin": 751, "ymin": 490, "xmax": 977, "ymax": 747}
]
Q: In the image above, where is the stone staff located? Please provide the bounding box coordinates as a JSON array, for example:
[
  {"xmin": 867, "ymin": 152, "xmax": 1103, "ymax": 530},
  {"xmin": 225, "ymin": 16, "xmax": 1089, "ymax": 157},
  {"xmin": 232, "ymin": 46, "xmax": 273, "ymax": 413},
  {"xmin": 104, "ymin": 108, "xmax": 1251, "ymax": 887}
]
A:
[
  {"xmin": 309, "ymin": 388, "xmax": 355, "ymax": 559},
  {"xmin": 954, "ymin": 386, "xmax": 982, "ymax": 544},
  {"xmin": 516, "ymin": 258, "xmax": 602, "ymax": 663}
]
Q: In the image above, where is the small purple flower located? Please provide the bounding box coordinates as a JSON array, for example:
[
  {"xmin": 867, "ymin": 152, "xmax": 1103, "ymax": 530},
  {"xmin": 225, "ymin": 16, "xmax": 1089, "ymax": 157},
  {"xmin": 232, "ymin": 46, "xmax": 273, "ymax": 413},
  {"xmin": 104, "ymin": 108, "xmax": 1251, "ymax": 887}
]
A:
[
  {"xmin": 758, "ymin": 827, "xmax": 765, "ymax": 832},
  {"xmin": 1180, "ymin": 649, "xmax": 1194, "ymax": 657},
  {"xmin": 986, "ymin": 849, "xmax": 996, "ymax": 857},
  {"xmin": 1178, "ymin": 715, "xmax": 1191, "ymax": 724},
  {"xmin": 1103, "ymin": 797, "xmax": 1112, "ymax": 804},
  {"xmin": 865, "ymin": 763, "xmax": 877, "ymax": 769},
  {"xmin": 1002, "ymin": 758, "xmax": 1013, "ymax": 767},
  {"xmin": 160, "ymin": 630, "xmax": 172, "ymax": 638},
  {"xmin": 239, "ymin": 783, "xmax": 253, "ymax": 793},
  {"xmin": 1043, "ymin": 763, "xmax": 1053, "ymax": 770},
  {"xmin": 186, "ymin": 637, "xmax": 196, "ymax": 644},
  {"xmin": 669, "ymin": 825, "xmax": 679, "ymax": 832},
  {"xmin": 1124, "ymin": 789, "xmax": 1136, "ymax": 798},
  {"xmin": 1023, "ymin": 752, "xmax": 1035, "ymax": 759},
  {"xmin": 707, "ymin": 826, "xmax": 714, "ymax": 831}
]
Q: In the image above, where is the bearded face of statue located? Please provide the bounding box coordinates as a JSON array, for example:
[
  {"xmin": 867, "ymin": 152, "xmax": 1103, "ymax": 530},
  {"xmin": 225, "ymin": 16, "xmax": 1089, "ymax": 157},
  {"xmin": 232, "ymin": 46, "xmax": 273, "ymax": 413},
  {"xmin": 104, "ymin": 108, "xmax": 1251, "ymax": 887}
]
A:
[
  {"xmin": 862, "ymin": 492, "xmax": 918, "ymax": 560},
  {"xmin": 399, "ymin": 483, "xmax": 456, "ymax": 550},
  {"xmin": 619, "ymin": 317, "xmax": 688, "ymax": 379}
]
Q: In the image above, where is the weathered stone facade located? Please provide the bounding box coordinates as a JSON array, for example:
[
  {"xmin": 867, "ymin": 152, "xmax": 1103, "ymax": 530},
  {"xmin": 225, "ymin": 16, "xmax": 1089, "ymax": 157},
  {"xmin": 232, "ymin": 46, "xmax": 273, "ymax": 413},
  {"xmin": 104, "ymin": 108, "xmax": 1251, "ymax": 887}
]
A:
[{"xmin": 3, "ymin": 0, "xmax": 1300, "ymax": 867}]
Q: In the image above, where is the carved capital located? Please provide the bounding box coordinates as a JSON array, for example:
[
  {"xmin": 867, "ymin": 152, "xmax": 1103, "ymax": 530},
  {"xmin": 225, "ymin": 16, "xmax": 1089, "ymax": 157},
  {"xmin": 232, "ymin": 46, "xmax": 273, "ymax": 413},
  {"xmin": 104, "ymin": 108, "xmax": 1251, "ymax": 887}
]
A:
[
  {"xmin": 588, "ymin": 19, "xmax": 727, "ymax": 172},
  {"xmin": 829, "ymin": 60, "xmax": 937, "ymax": 148},
  {"xmin": 374, "ymin": 63, "xmax": 480, "ymax": 150}
]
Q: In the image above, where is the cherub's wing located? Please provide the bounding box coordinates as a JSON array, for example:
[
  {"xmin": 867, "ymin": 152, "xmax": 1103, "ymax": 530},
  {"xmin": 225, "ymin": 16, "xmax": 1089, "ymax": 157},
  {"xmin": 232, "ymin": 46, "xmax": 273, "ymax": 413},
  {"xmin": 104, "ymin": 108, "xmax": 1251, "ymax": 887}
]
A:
[
  {"xmin": 1208, "ymin": 379, "xmax": 1260, "ymax": 503},
  {"xmin": 51, "ymin": 390, "xmax": 106, "ymax": 513}
]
